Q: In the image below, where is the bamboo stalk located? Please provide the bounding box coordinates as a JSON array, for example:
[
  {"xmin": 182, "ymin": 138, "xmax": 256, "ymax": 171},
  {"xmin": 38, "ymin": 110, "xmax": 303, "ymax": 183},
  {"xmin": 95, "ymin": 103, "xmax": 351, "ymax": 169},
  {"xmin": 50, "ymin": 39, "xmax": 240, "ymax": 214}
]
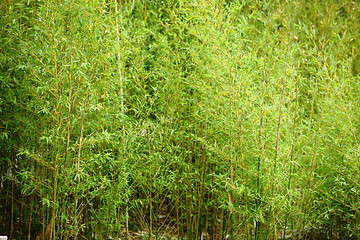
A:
[
  {"xmin": 274, "ymin": 81, "xmax": 284, "ymax": 172},
  {"xmin": 76, "ymin": 124, "xmax": 84, "ymax": 178},
  {"xmin": 255, "ymin": 57, "xmax": 266, "ymax": 240},
  {"xmin": 114, "ymin": 1, "xmax": 129, "ymax": 238},
  {"xmin": 51, "ymin": 161, "xmax": 58, "ymax": 240}
]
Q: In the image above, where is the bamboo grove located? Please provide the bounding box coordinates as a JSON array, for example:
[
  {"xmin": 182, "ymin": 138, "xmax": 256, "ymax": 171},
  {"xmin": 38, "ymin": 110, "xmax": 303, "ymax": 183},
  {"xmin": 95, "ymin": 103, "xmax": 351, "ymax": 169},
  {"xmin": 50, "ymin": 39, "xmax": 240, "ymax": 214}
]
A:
[{"xmin": 1, "ymin": 0, "xmax": 359, "ymax": 239}]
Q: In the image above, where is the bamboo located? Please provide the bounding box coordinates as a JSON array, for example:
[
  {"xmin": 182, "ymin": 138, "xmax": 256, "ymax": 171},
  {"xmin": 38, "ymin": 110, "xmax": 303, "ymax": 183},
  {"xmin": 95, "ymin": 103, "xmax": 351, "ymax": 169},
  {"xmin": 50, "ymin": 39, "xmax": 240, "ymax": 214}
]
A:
[{"xmin": 255, "ymin": 57, "xmax": 267, "ymax": 240}]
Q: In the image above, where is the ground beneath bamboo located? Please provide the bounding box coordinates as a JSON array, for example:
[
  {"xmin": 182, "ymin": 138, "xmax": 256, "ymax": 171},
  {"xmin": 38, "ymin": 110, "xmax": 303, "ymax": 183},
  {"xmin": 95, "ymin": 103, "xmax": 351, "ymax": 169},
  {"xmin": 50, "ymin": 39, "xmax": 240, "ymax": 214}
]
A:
[{"xmin": 4, "ymin": 219, "xmax": 359, "ymax": 240}]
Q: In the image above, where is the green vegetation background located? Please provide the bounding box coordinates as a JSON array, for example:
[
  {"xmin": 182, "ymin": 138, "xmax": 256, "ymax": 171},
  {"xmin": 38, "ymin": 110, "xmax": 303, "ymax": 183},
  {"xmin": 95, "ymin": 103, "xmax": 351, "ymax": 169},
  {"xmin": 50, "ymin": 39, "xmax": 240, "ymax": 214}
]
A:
[{"xmin": 1, "ymin": 0, "xmax": 359, "ymax": 239}]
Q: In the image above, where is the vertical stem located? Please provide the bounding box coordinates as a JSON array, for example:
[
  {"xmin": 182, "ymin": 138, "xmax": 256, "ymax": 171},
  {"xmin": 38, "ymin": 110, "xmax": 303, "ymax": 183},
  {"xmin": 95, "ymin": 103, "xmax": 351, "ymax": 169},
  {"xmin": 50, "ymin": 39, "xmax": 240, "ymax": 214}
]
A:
[
  {"xmin": 125, "ymin": 200, "xmax": 129, "ymax": 239},
  {"xmin": 76, "ymin": 123, "xmax": 84, "ymax": 178},
  {"xmin": 28, "ymin": 202, "xmax": 32, "ymax": 240},
  {"xmin": 51, "ymin": 158, "xmax": 59, "ymax": 240},
  {"xmin": 66, "ymin": 88, "xmax": 73, "ymax": 154},
  {"xmin": 149, "ymin": 191, "xmax": 153, "ymax": 240},
  {"xmin": 283, "ymin": 144, "xmax": 293, "ymax": 239},
  {"xmin": 274, "ymin": 81, "xmax": 284, "ymax": 173},
  {"xmin": 284, "ymin": 73, "xmax": 299, "ymax": 237},
  {"xmin": 114, "ymin": 0, "xmax": 124, "ymax": 112},
  {"xmin": 10, "ymin": 175, "xmax": 14, "ymax": 239},
  {"xmin": 255, "ymin": 58, "xmax": 266, "ymax": 240},
  {"xmin": 114, "ymin": 2, "xmax": 128, "ymax": 238},
  {"xmin": 229, "ymin": 103, "xmax": 234, "ymax": 215},
  {"xmin": 310, "ymin": 135, "xmax": 317, "ymax": 185},
  {"xmin": 272, "ymin": 78, "xmax": 284, "ymax": 238},
  {"xmin": 228, "ymin": 71, "xmax": 237, "ymax": 239},
  {"xmin": 176, "ymin": 195, "xmax": 180, "ymax": 238}
]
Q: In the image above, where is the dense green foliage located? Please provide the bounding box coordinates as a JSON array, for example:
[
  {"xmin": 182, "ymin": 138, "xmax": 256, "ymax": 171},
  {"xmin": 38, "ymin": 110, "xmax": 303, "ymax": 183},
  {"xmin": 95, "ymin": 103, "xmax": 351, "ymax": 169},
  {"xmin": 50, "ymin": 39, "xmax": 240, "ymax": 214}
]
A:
[{"xmin": 1, "ymin": 0, "xmax": 359, "ymax": 239}]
